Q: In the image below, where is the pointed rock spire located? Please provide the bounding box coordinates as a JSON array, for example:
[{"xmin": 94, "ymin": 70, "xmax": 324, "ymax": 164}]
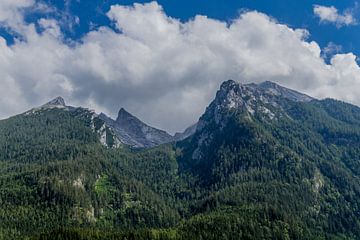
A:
[
  {"xmin": 44, "ymin": 96, "xmax": 66, "ymax": 106},
  {"xmin": 116, "ymin": 107, "xmax": 139, "ymax": 123},
  {"xmin": 99, "ymin": 107, "xmax": 173, "ymax": 148}
]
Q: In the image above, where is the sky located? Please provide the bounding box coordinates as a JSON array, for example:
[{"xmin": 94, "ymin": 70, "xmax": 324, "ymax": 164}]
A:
[{"xmin": 1, "ymin": 0, "xmax": 360, "ymax": 134}]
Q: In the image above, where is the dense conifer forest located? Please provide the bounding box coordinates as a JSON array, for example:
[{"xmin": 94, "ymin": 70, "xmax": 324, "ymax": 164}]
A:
[{"xmin": 1, "ymin": 85, "xmax": 360, "ymax": 239}]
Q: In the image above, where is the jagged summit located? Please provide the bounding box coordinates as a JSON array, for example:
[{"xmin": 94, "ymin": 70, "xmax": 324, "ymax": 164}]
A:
[
  {"xmin": 44, "ymin": 96, "xmax": 66, "ymax": 107},
  {"xmin": 22, "ymin": 80, "xmax": 317, "ymax": 148},
  {"xmin": 25, "ymin": 96, "xmax": 68, "ymax": 115},
  {"xmin": 257, "ymin": 81, "xmax": 314, "ymax": 102},
  {"xmin": 118, "ymin": 107, "xmax": 128, "ymax": 115},
  {"xmin": 220, "ymin": 80, "xmax": 314, "ymax": 103},
  {"xmin": 100, "ymin": 107, "xmax": 173, "ymax": 148},
  {"xmin": 220, "ymin": 79, "xmax": 237, "ymax": 89},
  {"xmin": 198, "ymin": 79, "xmax": 317, "ymax": 132},
  {"xmin": 116, "ymin": 107, "xmax": 139, "ymax": 123}
]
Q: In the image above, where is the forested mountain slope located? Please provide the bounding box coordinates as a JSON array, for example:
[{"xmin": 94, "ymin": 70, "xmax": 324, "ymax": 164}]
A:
[{"xmin": 1, "ymin": 80, "xmax": 360, "ymax": 239}]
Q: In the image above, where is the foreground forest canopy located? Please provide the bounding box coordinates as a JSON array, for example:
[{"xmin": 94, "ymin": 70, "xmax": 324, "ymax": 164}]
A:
[{"xmin": 1, "ymin": 81, "xmax": 360, "ymax": 239}]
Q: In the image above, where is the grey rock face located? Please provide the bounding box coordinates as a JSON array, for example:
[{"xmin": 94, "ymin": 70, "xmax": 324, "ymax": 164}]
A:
[
  {"xmin": 202, "ymin": 80, "xmax": 315, "ymax": 125},
  {"xmin": 257, "ymin": 81, "xmax": 314, "ymax": 102},
  {"xmin": 44, "ymin": 96, "xmax": 67, "ymax": 107},
  {"xmin": 191, "ymin": 80, "xmax": 316, "ymax": 160},
  {"xmin": 99, "ymin": 108, "xmax": 173, "ymax": 148}
]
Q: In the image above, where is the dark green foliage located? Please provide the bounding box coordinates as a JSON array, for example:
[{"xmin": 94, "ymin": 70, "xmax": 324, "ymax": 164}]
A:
[
  {"xmin": 0, "ymin": 109, "xmax": 183, "ymax": 239},
  {"xmin": 176, "ymin": 98, "xmax": 360, "ymax": 239},
  {"xmin": 1, "ymin": 97, "xmax": 360, "ymax": 239}
]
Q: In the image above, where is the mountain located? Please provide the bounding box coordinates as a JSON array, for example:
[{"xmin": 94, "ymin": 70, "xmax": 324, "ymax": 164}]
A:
[
  {"xmin": 25, "ymin": 96, "xmax": 71, "ymax": 115},
  {"xmin": 99, "ymin": 108, "xmax": 173, "ymax": 148},
  {"xmin": 28, "ymin": 97, "xmax": 194, "ymax": 149},
  {"xmin": 0, "ymin": 98, "xmax": 182, "ymax": 239},
  {"xmin": 25, "ymin": 97, "xmax": 175, "ymax": 149},
  {"xmin": 26, "ymin": 97, "xmax": 122, "ymax": 149},
  {"xmin": 177, "ymin": 80, "xmax": 360, "ymax": 238},
  {"xmin": 43, "ymin": 96, "xmax": 67, "ymax": 107},
  {"xmin": 185, "ymin": 79, "xmax": 315, "ymax": 156},
  {"xmin": 2, "ymin": 80, "xmax": 360, "ymax": 239}
]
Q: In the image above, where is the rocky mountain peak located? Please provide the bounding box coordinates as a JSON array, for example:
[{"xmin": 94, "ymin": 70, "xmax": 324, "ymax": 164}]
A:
[
  {"xmin": 220, "ymin": 79, "xmax": 238, "ymax": 90},
  {"xmin": 116, "ymin": 107, "xmax": 138, "ymax": 123},
  {"xmin": 44, "ymin": 96, "xmax": 66, "ymax": 107},
  {"xmin": 257, "ymin": 81, "xmax": 314, "ymax": 102},
  {"xmin": 100, "ymin": 108, "xmax": 173, "ymax": 148},
  {"xmin": 219, "ymin": 80, "xmax": 313, "ymax": 103},
  {"xmin": 198, "ymin": 80, "xmax": 316, "ymax": 131},
  {"xmin": 117, "ymin": 107, "xmax": 128, "ymax": 115},
  {"xmin": 216, "ymin": 80, "xmax": 314, "ymax": 111}
]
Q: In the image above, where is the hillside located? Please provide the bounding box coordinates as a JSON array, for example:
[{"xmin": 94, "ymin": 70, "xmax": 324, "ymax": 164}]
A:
[{"xmin": 1, "ymin": 80, "xmax": 360, "ymax": 239}]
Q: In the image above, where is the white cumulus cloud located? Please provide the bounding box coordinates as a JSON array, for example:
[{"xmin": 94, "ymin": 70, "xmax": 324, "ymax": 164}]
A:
[{"xmin": 1, "ymin": 1, "xmax": 360, "ymax": 134}]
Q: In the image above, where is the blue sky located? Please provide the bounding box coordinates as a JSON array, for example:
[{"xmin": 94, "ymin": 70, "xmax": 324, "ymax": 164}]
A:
[{"xmin": 0, "ymin": 0, "xmax": 360, "ymax": 133}]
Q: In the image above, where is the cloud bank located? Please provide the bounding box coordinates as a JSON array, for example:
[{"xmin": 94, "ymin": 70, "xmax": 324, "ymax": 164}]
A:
[
  {"xmin": 313, "ymin": 5, "xmax": 357, "ymax": 27},
  {"xmin": 1, "ymin": 1, "xmax": 360, "ymax": 133}
]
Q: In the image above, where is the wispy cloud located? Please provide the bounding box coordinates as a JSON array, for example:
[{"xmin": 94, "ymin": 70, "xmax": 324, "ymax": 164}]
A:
[
  {"xmin": 322, "ymin": 42, "xmax": 342, "ymax": 59},
  {"xmin": 313, "ymin": 4, "xmax": 357, "ymax": 27}
]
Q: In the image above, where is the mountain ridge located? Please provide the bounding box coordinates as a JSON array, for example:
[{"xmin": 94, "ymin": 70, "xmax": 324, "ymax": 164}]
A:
[
  {"xmin": 2, "ymin": 79, "xmax": 360, "ymax": 239},
  {"xmin": 19, "ymin": 80, "xmax": 328, "ymax": 149}
]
